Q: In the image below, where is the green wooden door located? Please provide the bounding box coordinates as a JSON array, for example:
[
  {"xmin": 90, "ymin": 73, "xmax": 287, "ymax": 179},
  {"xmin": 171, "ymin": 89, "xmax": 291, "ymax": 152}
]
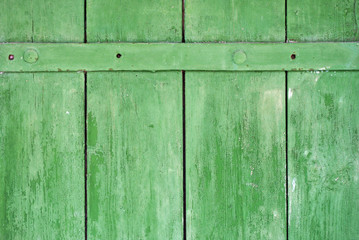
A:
[{"xmin": 1, "ymin": 0, "xmax": 358, "ymax": 239}]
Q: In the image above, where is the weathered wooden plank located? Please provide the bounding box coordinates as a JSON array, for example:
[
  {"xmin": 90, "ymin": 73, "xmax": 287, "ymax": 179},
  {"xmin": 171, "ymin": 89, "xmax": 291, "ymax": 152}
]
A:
[
  {"xmin": 288, "ymin": 1, "xmax": 359, "ymax": 239},
  {"xmin": 0, "ymin": 0, "xmax": 84, "ymax": 42},
  {"xmin": 288, "ymin": 72, "xmax": 359, "ymax": 239},
  {"xmin": 87, "ymin": 0, "xmax": 183, "ymax": 238},
  {"xmin": 87, "ymin": 0, "xmax": 182, "ymax": 42},
  {"xmin": 186, "ymin": 72, "xmax": 286, "ymax": 239},
  {"xmin": 185, "ymin": 0, "xmax": 285, "ymax": 42},
  {"xmin": 0, "ymin": 72, "xmax": 84, "ymax": 239},
  {"xmin": 0, "ymin": 0, "xmax": 85, "ymax": 238},
  {"xmin": 2, "ymin": 42, "xmax": 359, "ymax": 72},
  {"xmin": 288, "ymin": 0, "xmax": 359, "ymax": 42},
  {"xmin": 87, "ymin": 72, "xmax": 183, "ymax": 239},
  {"xmin": 185, "ymin": 0, "xmax": 286, "ymax": 238}
]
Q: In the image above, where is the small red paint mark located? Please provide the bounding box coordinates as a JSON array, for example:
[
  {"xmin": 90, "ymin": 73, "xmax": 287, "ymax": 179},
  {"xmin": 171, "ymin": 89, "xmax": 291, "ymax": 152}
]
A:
[{"xmin": 8, "ymin": 54, "xmax": 14, "ymax": 60}]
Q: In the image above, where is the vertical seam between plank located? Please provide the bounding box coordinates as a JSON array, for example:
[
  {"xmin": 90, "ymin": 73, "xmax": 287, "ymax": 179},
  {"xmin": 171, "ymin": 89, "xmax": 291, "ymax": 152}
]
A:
[
  {"xmin": 285, "ymin": 0, "xmax": 288, "ymax": 42},
  {"xmin": 182, "ymin": 0, "xmax": 185, "ymax": 43},
  {"xmin": 182, "ymin": 0, "xmax": 186, "ymax": 239},
  {"xmin": 285, "ymin": 0, "xmax": 289, "ymax": 238},
  {"xmin": 285, "ymin": 72, "xmax": 289, "ymax": 240},
  {"xmin": 84, "ymin": 72, "xmax": 88, "ymax": 240},
  {"xmin": 84, "ymin": 0, "xmax": 88, "ymax": 238},
  {"xmin": 182, "ymin": 71, "xmax": 186, "ymax": 240},
  {"xmin": 84, "ymin": 0, "xmax": 87, "ymax": 43}
]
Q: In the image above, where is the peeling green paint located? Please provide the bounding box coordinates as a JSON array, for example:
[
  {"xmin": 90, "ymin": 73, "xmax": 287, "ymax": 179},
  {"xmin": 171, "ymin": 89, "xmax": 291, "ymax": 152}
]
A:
[
  {"xmin": 0, "ymin": 73, "xmax": 85, "ymax": 239},
  {"xmin": 87, "ymin": 72, "xmax": 183, "ymax": 239}
]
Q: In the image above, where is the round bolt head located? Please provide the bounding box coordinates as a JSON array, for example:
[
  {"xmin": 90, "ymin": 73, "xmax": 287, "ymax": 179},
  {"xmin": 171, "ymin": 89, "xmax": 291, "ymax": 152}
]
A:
[
  {"xmin": 233, "ymin": 50, "xmax": 247, "ymax": 65},
  {"xmin": 23, "ymin": 49, "xmax": 39, "ymax": 63}
]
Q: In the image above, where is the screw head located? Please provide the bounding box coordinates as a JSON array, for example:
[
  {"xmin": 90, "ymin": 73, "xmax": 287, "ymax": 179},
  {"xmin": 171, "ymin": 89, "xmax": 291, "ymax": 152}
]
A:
[
  {"xmin": 23, "ymin": 49, "xmax": 39, "ymax": 63},
  {"xmin": 233, "ymin": 50, "xmax": 247, "ymax": 65}
]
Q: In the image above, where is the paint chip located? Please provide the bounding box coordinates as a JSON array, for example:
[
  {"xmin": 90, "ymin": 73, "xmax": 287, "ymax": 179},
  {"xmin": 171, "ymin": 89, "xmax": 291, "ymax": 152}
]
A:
[
  {"xmin": 288, "ymin": 88, "xmax": 293, "ymax": 99},
  {"xmin": 246, "ymin": 182, "xmax": 258, "ymax": 188},
  {"xmin": 273, "ymin": 210, "xmax": 279, "ymax": 218},
  {"xmin": 292, "ymin": 178, "xmax": 296, "ymax": 192},
  {"xmin": 66, "ymin": 111, "xmax": 70, "ymax": 115}
]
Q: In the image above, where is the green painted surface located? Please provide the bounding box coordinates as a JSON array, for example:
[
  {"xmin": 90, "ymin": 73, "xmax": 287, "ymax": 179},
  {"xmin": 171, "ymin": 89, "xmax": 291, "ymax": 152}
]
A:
[
  {"xmin": 0, "ymin": 1, "xmax": 84, "ymax": 239},
  {"xmin": 186, "ymin": 72, "xmax": 286, "ymax": 239},
  {"xmin": 186, "ymin": 1, "xmax": 286, "ymax": 238},
  {"xmin": 87, "ymin": 0, "xmax": 182, "ymax": 43},
  {"xmin": 288, "ymin": 72, "xmax": 359, "ymax": 239},
  {"xmin": 2, "ymin": 42, "xmax": 359, "ymax": 72},
  {"xmin": 287, "ymin": 2, "xmax": 359, "ymax": 239},
  {"xmin": 288, "ymin": 0, "xmax": 359, "ymax": 42},
  {"xmin": 87, "ymin": 1, "xmax": 183, "ymax": 238},
  {"xmin": 1, "ymin": 0, "xmax": 357, "ymax": 239},
  {"xmin": 0, "ymin": 73, "xmax": 84, "ymax": 239},
  {"xmin": 87, "ymin": 72, "xmax": 183, "ymax": 239},
  {"xmin": 185, "ymin": 0, "xmax": 285, "ymax": 42},
  {"xmin": 0, "ymin": 0, "xmax": 84, "ymax": 42}
]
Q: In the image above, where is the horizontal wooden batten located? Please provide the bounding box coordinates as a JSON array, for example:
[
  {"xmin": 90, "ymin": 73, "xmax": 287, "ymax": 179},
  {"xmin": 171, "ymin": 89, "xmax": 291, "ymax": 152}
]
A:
[{"xmin": 0, "ymin": 42, "xmax": 358, "ymax": 72}]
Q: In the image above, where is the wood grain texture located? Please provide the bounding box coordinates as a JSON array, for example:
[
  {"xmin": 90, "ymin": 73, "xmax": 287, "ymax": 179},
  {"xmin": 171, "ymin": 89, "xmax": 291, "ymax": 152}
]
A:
[
  {"xmin": 0, "ymin": 0, "xmax": 85, "ymax": 238},
  {"xmin": 87, "ymin": 72, "xmax": 183, "ymax": 239},
  {"xmin": 0, "ymin": 0, "xmax": 84, "ymax": 42},
  {"xmin": 186, "ymin": 72, "xmax": 286, "ymax": 239},
  {"xmin": 288, "ymin": 72, "xmax": 359, "ymax": 240},
  {"xmin": 288, "ymin": 0, "xmax": 359, "ymax": 42},
  {"xmin": 185, "ymin": 1, "xmax": 286, "ymax": 238},
  {"xmin": 288, "ymin": 2, "xmax": 359, "ymax": 239},
  {"xmin": 87, "ymin": 0, "xmax": 183, "ymax": 238},
  {"xmin": 185, "ymin": 0, "xmax": 285, "ymax": 42},
  {"xmin": 0, "ymin": 73, "xmax": 84, "ymax": 239},
  {"xmin": 3, "ymin": 43, "xmax": 359, "ymax": 72},
  {"xmin": 87, "ymin": 0, "xmax": 182, "ymax": 42}
]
